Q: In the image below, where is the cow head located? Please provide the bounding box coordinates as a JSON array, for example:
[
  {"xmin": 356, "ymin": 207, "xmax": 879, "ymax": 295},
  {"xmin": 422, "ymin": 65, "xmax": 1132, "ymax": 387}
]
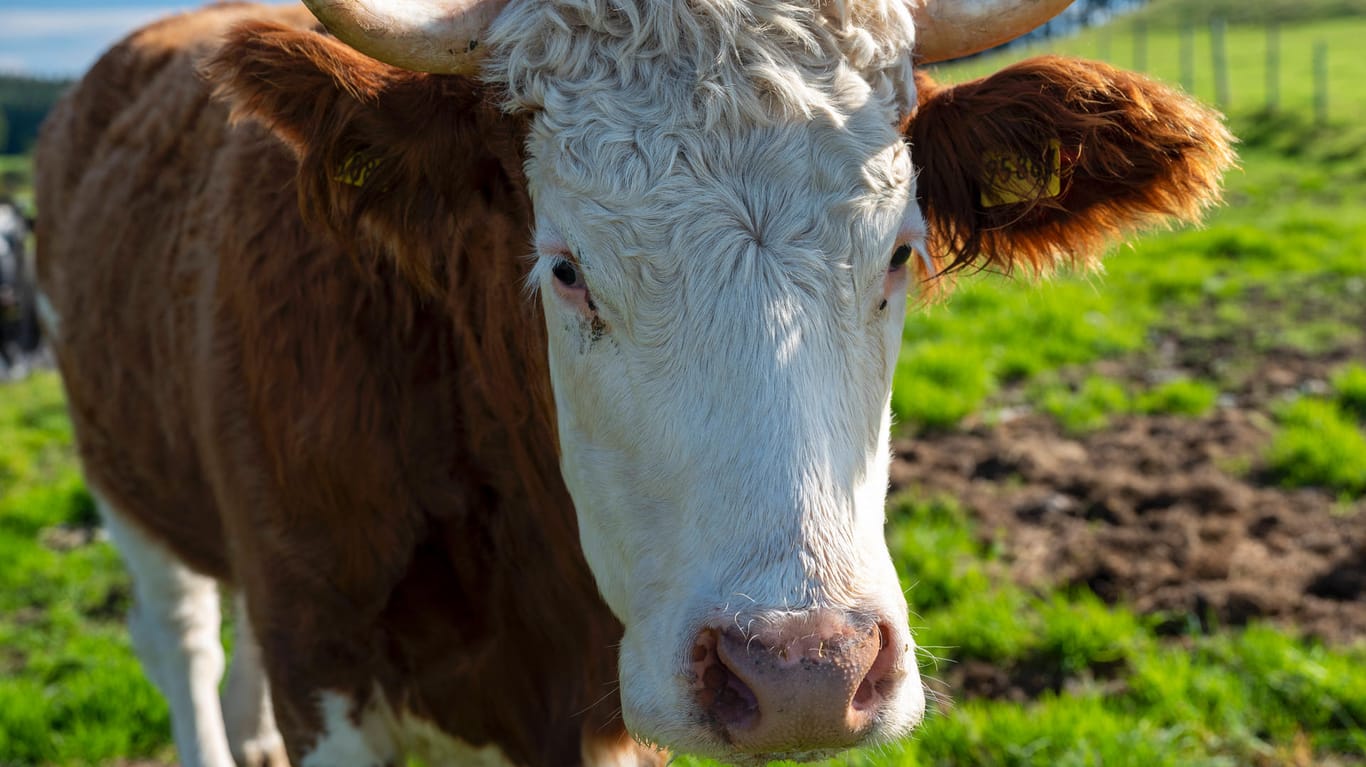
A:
[{"xmin": 213, "ymin": 0, "xmax": 1232, "ymax": 761}]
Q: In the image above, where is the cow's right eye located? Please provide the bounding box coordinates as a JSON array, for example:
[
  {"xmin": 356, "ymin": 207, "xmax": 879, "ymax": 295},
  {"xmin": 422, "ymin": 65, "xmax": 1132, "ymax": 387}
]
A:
[{"xmin": 552, "ymin": 259, "xmax": 580, "ymax": 288}]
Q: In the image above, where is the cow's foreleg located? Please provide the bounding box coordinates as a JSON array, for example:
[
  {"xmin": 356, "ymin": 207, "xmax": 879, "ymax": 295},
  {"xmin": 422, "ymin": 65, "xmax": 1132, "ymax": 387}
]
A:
[
  {"xmin": 223, "ymin": 594, "xmax": 290, "ymax": 767},
  {"xmin": 98, "ymin": 498, "xmax": 236, "ymax": 767}
]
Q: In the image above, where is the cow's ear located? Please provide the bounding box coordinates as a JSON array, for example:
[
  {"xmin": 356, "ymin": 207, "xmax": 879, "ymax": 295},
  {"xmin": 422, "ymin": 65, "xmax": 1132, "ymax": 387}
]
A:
[
  {"xmin": 203, "ymin": 21, "xmax": 399, "ymax": 154},
  {"xmin": 908, "ymin": 56, "xmax": 1235, "ymax": 276},
  {"xmin": 203, "ymin": 22, "xmax": 528, "ymax": 288}
]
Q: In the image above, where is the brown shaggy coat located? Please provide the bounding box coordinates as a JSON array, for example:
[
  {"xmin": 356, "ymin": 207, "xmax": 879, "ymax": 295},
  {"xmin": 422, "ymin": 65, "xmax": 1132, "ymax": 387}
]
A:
[{"xmin": 38, "ymin": 4, "xmax": 627, "ymax": 763}]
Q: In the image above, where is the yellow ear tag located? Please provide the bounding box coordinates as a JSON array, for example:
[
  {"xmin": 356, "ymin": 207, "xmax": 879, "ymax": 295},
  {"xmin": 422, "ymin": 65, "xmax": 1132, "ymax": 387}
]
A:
[
  {"xmin": 334, "ymin": 151, "xmax": 382, "ymax": 188},
  {"xmin": 980, "ymin": 138, "xmax": 1062, "ymax": 208}
]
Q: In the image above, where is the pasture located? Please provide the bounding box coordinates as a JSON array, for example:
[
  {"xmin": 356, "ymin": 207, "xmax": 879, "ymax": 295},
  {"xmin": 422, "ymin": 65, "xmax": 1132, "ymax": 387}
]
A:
[{"xmin": 2, "ymin": 3, "xmax": 1365, "ymax": 766}]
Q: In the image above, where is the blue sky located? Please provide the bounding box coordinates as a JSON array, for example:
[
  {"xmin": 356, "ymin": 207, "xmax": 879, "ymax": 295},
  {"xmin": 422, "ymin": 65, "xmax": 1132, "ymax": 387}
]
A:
[{"xmin": 0, "ymin": 1, "xmax": 291, "ymax": 77}]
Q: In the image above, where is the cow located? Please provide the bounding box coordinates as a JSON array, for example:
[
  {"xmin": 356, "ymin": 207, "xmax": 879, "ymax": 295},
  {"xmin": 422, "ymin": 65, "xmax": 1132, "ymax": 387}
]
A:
[
  {"xmin": 0, "ymin": 197, "xmax": 39, "ymax": 375},
  {"xmin": 34, "ymin": 0, "xmax": 1233, "ymax": 765}
]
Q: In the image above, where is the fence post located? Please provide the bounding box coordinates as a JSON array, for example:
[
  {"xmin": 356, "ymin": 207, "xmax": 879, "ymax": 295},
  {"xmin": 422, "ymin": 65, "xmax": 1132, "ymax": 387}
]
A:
[
  {"xmin": 1314, "ymin": 42, "xmax": 1329, "ymax": 125},
  {"xmin": 1265, "ymin": 23, "xmax": 1280, "ymax": 113},
  {"xmin": 1134, "ymin": 19, "xmax": 1147, "ymax": 71},
  {"xmin": 1181, "ymin": 18, "xmax": 1196, "ymax": 92},
  {"xmin": 1211, "ymin": 17, "xmax": 1230, "ymax": 111}
]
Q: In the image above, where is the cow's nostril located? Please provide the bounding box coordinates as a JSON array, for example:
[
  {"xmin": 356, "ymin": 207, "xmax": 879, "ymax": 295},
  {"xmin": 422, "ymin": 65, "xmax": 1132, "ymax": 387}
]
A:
[
  {"xmin": 853, "ymin": 622, "xmax": 899, "ymax": 712},
  {"xmin": 691, "ymin": 629, "xmax": 759, "ymax": 731},
  {"xmin": 852, "ymin": 677, "xmax": 875, "ymax": 707}
]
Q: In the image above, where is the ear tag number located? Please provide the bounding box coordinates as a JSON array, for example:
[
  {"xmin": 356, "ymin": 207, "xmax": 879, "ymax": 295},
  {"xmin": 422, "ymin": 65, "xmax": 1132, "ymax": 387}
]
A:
[
  {"xmin": 980, "ymin": 138, "xmax": 1061, "ymax": 208},
  {"xmin": 334, "ymin": 151, "xmax": 382, "ymax": 188}
]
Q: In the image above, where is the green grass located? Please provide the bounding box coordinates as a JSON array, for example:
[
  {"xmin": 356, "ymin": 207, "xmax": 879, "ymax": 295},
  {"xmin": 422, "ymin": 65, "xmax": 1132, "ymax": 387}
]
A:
[
  {"xmin": 1333, "ymin": 364, "xmax": 1366, "ymax": 423},
  {"xmin": 1136, "ymin": 379, "xmax": 1220, "ymax": 417},
  {"xmin": 1033, "ymin": 376, "xmax": 1132, "ymax": 433},
  {"xmin": 893, "ymin": 169, "xmax": 1366, "ymax": 430},
  {"xmin": 672, "ymin": 497, "xmax": 1366, "ymax": 767},
  {"xmin": 0, "ymin": 374, "xmax": 175, "ymax": 766},
  {"xmin": 1024, "ymin": 376, "xmax": 1220, "ymax": 435},
  {"xmin": 1134, "ymin": 0, "xmax": 1366, "ymax": 29},
  {"xmin": 1267, "ymin": 386, "xmax": 1366, "ymax": 499},
  {"xmin": 891, "ymin": 9, "xmax": 1366, "ymax": 432},
  {"xmin": 933, "ymin": 9, "xmax": 1366, "ymax": 124}
]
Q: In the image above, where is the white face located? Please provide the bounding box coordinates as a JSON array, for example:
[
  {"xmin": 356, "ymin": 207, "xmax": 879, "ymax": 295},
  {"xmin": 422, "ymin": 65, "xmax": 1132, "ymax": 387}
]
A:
[{"xmin": 491, "ymin": 0, "xmax": 927, "ymax": 759}]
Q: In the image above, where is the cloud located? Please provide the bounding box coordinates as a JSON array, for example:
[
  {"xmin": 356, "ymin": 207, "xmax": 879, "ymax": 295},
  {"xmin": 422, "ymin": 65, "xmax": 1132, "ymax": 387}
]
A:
[
  {"xmin": 0, "ymin": 7, "xmax": 188, "ymax": 39},
  {"xmin": 0, "ymin": 4, "xmax": 289, "ymax": 75}
]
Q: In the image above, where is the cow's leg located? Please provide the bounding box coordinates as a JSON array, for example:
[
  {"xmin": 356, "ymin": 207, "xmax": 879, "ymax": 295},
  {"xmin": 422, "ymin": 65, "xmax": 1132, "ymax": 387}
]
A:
[
  {"xmin": 97, "ymin": 498, "xmax": 236, "ymax": 767},
  {"xmin": 222, "ymin": 594, "xmax": 290, "ymax": 767},
  {"xmin": 241, "ymin": 593, "xmax": 401, "ymax": 765}
]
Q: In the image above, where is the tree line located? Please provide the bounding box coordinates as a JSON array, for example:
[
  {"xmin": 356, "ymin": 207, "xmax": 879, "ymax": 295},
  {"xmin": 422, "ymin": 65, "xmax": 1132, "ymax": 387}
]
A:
[{"xmin": 0, "ymin": 76, "xmax": 72, "ymax": 155}]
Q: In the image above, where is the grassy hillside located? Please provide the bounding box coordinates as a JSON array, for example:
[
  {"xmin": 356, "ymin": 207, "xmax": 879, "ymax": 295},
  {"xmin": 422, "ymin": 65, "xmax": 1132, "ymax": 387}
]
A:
[
  {"xmin": 1133, "ymin": 0, "xmax": 1366, "ymax": 27},
  {"xmin": 897, "ymin": 11, "xmax": 1366, "ymax": 437}
]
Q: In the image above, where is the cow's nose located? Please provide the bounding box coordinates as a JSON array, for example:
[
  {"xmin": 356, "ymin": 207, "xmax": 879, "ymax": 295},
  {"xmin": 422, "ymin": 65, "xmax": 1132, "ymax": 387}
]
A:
[{"xmin": 690, "ymin": 611, "xmax": 901, "ymax": 754}]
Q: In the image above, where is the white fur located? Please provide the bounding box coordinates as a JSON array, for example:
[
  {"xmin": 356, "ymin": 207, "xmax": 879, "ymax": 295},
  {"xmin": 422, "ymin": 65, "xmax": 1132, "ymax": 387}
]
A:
[
  {"xmin": 485, "ymin": 0, "xmax": 928, "ymax": 759},
  {"xmin": 222, "ymin": 595, "xmax": 288, "ymax": 767},
  {"xmin": 96, "ymin": 496, "xmax": 237, "ymax": 767},
  {"xmin": 301, "ymin": 692, "xmax": 397, "ymax": 767},
  {"xmin": 303, "ymin": 689, "xmax": 526, "ymax": 767}
]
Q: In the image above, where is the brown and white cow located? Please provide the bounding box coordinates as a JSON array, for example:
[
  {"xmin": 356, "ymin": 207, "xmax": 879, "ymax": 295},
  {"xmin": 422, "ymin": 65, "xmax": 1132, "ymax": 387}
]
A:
[{"xmin": 35, "ymin": 0, "xmax": 1233, "ymax": 765}]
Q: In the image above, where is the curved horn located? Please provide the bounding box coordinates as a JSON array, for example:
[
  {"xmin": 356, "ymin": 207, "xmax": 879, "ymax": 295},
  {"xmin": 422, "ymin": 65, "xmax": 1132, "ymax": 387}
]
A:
[
  {"xmin": 301, "ymin": 0, "xmax": 509, "ymax": 74},
  {"xmin": 912, "ymin": 0, "xmax": 1074, "ymax": 64}
]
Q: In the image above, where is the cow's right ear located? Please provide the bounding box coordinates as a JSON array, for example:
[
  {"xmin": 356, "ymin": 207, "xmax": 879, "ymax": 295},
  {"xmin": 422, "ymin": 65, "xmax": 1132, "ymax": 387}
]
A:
[
  {"xmin": 908, "ymin": 56, "xmax": 1235, "ymax": 277},
  {"xmin": 203, "ymin": 22, "xmax": 528, "ymax": 287}
]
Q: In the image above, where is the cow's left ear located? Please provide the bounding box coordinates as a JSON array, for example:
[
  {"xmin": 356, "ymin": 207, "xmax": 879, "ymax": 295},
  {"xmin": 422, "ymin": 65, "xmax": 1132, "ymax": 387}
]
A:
[
  {"xmin": 203, "ymin": 22, "xmax": 530, "ymax": 292},
  {"xmin": 908, "ymin": 55, "xmax": 1236, "ymax": 275}
]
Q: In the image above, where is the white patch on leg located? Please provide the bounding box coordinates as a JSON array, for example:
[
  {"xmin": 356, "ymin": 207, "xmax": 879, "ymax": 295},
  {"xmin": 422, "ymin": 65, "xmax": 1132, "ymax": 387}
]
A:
[
  {"xmin": 301, "ymin": 692, "xmax": 397, "ymax": 767},
  {"xmin": 97, "ymin": 497, "xmax": 235, "ymax": 767},
  {"xmin": 304, "ymin": 689, "xmax": 518, "ymax": 767},
  {"xmin": 222, "ymin": 594, "xmax": 288, "ymax": 767}
]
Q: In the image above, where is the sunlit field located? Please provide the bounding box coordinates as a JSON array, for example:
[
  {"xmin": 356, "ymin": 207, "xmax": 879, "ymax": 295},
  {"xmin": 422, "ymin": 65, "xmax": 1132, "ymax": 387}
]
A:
[{"xmin": 2, "ymin": 1, "xmax": 1364, "ymax": 765}]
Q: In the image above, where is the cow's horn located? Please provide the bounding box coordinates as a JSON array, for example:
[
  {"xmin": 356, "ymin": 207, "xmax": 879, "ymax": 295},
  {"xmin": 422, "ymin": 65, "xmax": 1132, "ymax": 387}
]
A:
[
  {"xmin": 301, "ymin": 0, "xmax": 508, "ymax": 74},
  {"xmin": 911, "ymin": 0, "xmax": 1074, "ymax": 63}
]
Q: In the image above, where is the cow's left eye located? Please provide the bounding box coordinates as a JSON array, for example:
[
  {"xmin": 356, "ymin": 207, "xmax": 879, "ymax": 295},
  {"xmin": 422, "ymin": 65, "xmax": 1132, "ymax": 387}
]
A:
[
  {"xmin": 889, "ymin": 243, "xmax": 913, "ymax": 270},
  {"xmin": 552, "ymin": 258, "xmax": 581, "ymax": 288}
]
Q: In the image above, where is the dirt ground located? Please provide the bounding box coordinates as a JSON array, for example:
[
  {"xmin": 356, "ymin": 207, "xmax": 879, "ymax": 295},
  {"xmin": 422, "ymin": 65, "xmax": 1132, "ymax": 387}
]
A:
[{"xmin": 891, "ymin": 343, "xmax": 1366, "ymax": 656}]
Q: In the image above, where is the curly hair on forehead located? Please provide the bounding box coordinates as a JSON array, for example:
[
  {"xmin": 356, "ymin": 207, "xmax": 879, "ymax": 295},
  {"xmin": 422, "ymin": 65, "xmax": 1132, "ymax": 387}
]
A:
[{"xmin": 483, "ymin": 0, "xmax": 919, "ymax": 129}]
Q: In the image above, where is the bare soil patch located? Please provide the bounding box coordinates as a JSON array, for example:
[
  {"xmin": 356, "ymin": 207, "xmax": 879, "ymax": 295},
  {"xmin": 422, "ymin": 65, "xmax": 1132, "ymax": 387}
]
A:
[{"xmin": 892, "ymin": 344, "xmax": 1366, "ymax": 649}]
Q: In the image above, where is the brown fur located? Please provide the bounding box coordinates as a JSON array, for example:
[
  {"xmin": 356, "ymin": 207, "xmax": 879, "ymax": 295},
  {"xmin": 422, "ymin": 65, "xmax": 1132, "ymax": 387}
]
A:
[
  {"xmin": 909, "ymin": 56, "xmax": 1236, "ymax": 277},
  {"xmin": 37, "ymin": 5, "xmax": 634, "ymax": 764}
]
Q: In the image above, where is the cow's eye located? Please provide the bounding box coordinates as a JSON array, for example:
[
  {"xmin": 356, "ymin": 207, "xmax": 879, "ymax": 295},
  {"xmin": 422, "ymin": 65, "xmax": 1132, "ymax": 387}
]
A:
[
  {"xmin": 552, "ymin": 258, "xmax": 580, "ymax": 287},
  {"xmin": 889, "ymin": 243, "xmax": 913, "ymax": 270}
]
